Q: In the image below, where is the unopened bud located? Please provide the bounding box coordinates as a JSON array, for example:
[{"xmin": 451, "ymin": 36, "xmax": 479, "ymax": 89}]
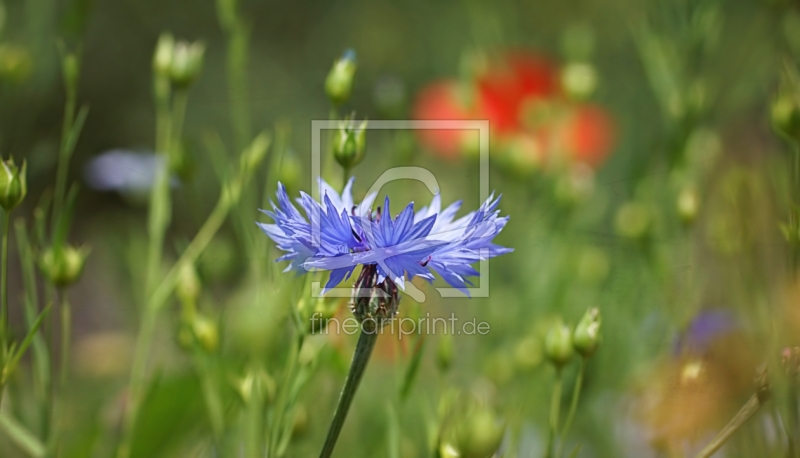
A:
[
  {"xmin": 614, "ymin": 202, "xmax": 651, "ymax": 239},
  {"xmin": 772, "ymin": 66, "xmax": 800, "ymax": 144},
  {"xmin": 0, "ymin": 158, "xmax": 26, "ymax": 212},
  {"xmin": 441, "ymin": 405, "xmax": 505, "ymax": 458},
  {"xmin": 39, "ymin": 245, "xmax": 89, "ymax": 288},
  {"xmin": 562, "ymin": 62, "xmax": 597, "ymax": 100},
  {"xmin": 169, "ymin": 40, "xmax": 205, "ymax": 88},
  {"xmin": 62, "ymin": 53, "xmax": 79, "ymax": 93},
  {"xmin": 545, "ymin": 321, "xmax": 574, "ymax": 368},
  {"xmin": 573, "ymin": 308, "xmax": 601, "ymax": 358},
  {"xmin": 176, "ymin": 263, "xmax": 201, "ymax": 307},
  {"xmin": 332, "ymin": 118, "xmax": 367, "ymax": 169},
  {"xmin": 153, "ymin": 33, "xmax": 175, "ymax": 78},
  {"xmin": 677, "ymin": 186, "xmax": 699, "ymax": 224},
  {"xmin": 191, "ymin": 313, "xmax": 219, "ymax": 353},
  {"xmin": 0, "ymin": 45, "xmax": 33, "ymax": 83},
  {"xmin": 325, "ymin": 49, "xmax": 356, "ymax": 106}
]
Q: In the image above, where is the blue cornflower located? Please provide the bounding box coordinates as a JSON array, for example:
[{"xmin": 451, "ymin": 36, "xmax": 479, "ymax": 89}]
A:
[{"xmin": 257, "ymin": 178, "xmax": 511, "ymax": 317}]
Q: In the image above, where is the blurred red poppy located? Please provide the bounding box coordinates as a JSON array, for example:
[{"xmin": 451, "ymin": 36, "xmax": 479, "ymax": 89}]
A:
[
  {"xmin": 476, "ymin": 52, "xmax": 560, "ymax": 134},
  {"xmin": 411, "ymin": 81, "xmax": 473, "ymax": 160},
  {"xmin": 412, "ymin": 50, "xmax": 617, "ymax": 171},
  {"xmin": 559, "ymin": 104, "xmax": 616, "ymax": 167}
]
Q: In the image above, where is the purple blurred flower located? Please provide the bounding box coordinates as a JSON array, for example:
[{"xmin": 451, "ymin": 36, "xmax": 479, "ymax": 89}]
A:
[
  {"xmin": 257, "ymin": 177, "xmax": 512, "ymax": 296},
  {"xmin": 674, "ymin": 309, "xmax": 737, "ymax": 355}
]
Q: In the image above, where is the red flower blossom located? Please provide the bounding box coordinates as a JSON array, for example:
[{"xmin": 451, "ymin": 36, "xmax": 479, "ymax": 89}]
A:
[
  {"xmin": 476, "ymin": 52, "xmax": 560, "ymax": 134},
  {"xmin": 559, "ymin": 105, "xmax": 616, "ymax": 167},
  {"xmin": 413, "ymin": 50, "xmax": 617, "ymax": 170},
  {"xmin": 411, "ymin": 81, "xmax": 473, "ymax": 160}
]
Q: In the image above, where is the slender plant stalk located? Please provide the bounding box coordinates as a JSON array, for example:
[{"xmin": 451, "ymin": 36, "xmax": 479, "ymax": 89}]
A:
[
  {"xmin": 319, "ymin": 330, "xmax": 379, "ymax": 458},
  {"xmin": 119, "ymin": 173, "xmax": 247, "ymax": 458},
  {"xmin": 269, "ymin": 332, "xmax": 304, "ymax": 456},
  {"xmin": 694, "ymin": 393, "xmax": 765, "ymax": 458},
  {"xmin": 58, "ymin": 291, "xmax": 71, "ymax": 388},
  {"xmin": 545, "ymin": 369, "xmax": 563, "ymax": 458},
  {"xmin": 0, "ymin": 212, "xmax": 10, "ymax": 409},
  {"xmin": 52, "ymin": 69, "xmax": 77, "ymax": 230},
  {"xmin": 557, "ymin": 359, "xmax": 586, "ymax": 458}
]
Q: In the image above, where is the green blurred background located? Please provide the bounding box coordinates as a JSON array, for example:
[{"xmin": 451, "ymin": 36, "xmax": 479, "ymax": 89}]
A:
[{"xmin": 1, "ymin": 0, "xmax": 799, "ymax": 456}]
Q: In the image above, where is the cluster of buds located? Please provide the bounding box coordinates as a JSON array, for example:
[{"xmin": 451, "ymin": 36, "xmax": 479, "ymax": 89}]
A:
[
  {"xmin": 325, "ymin": 49, "xmax": 356, "ymax": 106},
  {"xmin": 153, "ymin": 33, "xmax": 205, "ymax": 89},
  {"xmin": 544, "ymin": 308, "xmax": 602, "ymax": 368},
  {"xmin": 0, "ymin": 157, "xmax": 26, "ymax": 212},
  {"xmin": 39, "ymin": 244, "xmax": 89, "ymax": 288},
  {"xmin": 331, "ymin": 117, "xmax": 367, "ymax": 170}
]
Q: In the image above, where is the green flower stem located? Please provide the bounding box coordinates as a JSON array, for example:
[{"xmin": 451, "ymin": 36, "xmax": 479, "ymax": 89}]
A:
[
  {"xmin": 52, "ymin": 64, "xmax": 78, "ymax": 230},
  {"xmin": 119, "ymin": 157, "xmax": 258, "ymax": 457},
  {"xmin": 0, "ymin": 211, "xmax": 10, "ymax": 408},
  {"xmin": 545, "ymin": 369, "xmax": 563, "ymax": 458},
  {"xmin": 320, "ymin": 330, "xmax": 379, "ymax": 458},
  {"xmin": 144, "ymin": 76, "xmax": 173, "ymax": 298},
  {"xmin": 694, "ymin": 393, "xmax": 765, "ymax": 458},
  {"xmin": 557, "ymin": 359, "xmax": 586, "ymax": 458},
  {"xmin": 269, "ymin": 332, "xmax": 304, "ymax": 456},
  {"xmin": 58, "ymin": 290, "xmax": 70, "ymax": 388}
]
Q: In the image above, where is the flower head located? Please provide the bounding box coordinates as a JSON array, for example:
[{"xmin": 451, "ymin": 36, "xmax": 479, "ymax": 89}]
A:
[{"xmin": 257, "ymin": 178, "xmax": 511, "ymax": 303}]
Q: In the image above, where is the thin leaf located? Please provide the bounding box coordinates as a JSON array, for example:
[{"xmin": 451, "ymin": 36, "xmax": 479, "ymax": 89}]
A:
[
  {"xmin": 53, "ymin": 184, "xmax": 79, "ymax": 249},
  {"xmin": 64, "ymin": 105, "xmax": 89, "ymax": 159},
  {"xmin": 0, "ymin": 412, "xmax": 45, "ymax": 457},
  {"xmin": 5, "ymin": 304, "xmax": 52, "ymax": 379},
  {"xmin": 14, "ymin": 220, "xmax": 50, "ymax": 399}
]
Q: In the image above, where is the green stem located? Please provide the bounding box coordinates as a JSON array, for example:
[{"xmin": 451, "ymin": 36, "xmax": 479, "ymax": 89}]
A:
[
  {"xmin": 557, "ymin": 359, "xmax": 586, "ymax": 458},
  {"xmin": 0, "ymin": 211, "xmax": 9, "ymax": 409},
  {"xmin": 545, "ymin": 369, "xmax": 563, "ymax": 458},
  {"xmin": 694, "ymin": 393, "xmax": 765, "ymax": 458},
  {"xmin": 269, "ymin": 333, "xmax": 304, "ymax": 456},
  {"xmin": 319, "ymin": 330, "xmax": 379, "ymax": 458},
  {"xmin": 52, "ymin": 75, "xmax": 77, "ymax": 231},
  {"xmin": 58, "ymin": 290, "xmax": 70, "ymax": 388},
  {"xmin": 227, "ymin": 23, "xmax": 250, "ymax": 153}
]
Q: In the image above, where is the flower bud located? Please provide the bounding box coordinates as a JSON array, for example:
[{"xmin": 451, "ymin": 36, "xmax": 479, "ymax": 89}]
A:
[
  {"xmin": 0, "ymin": 45, "xmax": 33, "ymax": 83},
  {"xmin": 544, "ymin": 321, "xmax": 574, "ymax": 368},
  {"xmin": 350, "ymin": 264, "xmax": 398, "ymax": 333},
  {"xmin": 39, "ymin": 244, "xmax": 89, "ymax": 288},
  {"xmin": 0, "ymin": 158, "xmax": 26, "ymax": 212},
  {"xmin": 325, "ymin": 49, "xmax": 356, "ymax": 106},
  {"xmin": 573, "ymin": 308, "xmax": 601, "ymax": 358},
  {"xmin": 772, "ymin": 67, "xmax": 800, "ymax": 143},
  {"xmin": 153, "ymin": 33, "xmax": 175, "ymax": 78},
  {"xmin": 677, "ymin": 186, "xmax": 699, "ymax": 224},
  {"xmin": 332, "ymin": 118, "xmax": 367, "ymax": 169},
  {"xmin": 62, "ymin": 53, "xmax": 80, "ymax": 93},
  {"xmin": 562, "ymin": 62, "xmax": 597, "ymax": 100},
  {"xmin": 176, "ymin": 262, "xmax": 201, "ymax": 307},
  {"xmin": 614, "ymin": 202, "xmax": 651, "ymax": 239},
  {"xmin": 169, "ymin": 40, "xmax": 205, "ymax": 88},
  {"xmin": 235, "ymin": 369, "xmax": 277, "ymax": 404},
  {"xmin": 191, "ymin": 313, "xmax": 219, "ymax": 353},
  {"xmin": 440, "ymin": 404, "xmax": 505, "ymax": 458}
]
